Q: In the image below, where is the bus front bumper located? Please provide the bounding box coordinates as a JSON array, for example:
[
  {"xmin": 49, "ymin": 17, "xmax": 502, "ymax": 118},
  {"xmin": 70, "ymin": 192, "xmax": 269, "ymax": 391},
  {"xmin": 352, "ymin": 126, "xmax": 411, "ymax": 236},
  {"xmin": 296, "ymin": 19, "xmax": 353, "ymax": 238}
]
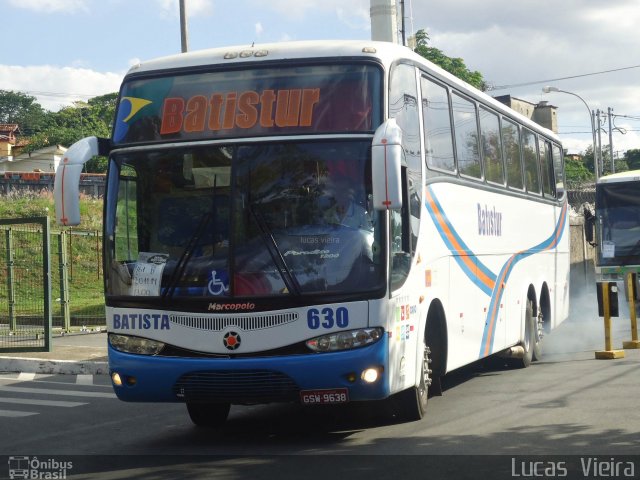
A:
[{"xmin": 108, "ymin": 336, "xmax": 390, "ymax": 404}]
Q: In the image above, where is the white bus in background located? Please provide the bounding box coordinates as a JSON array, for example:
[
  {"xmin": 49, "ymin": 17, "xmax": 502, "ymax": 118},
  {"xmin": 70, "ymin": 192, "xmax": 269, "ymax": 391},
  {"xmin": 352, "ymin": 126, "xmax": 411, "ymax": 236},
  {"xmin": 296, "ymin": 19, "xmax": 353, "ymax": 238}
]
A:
[{"xmin": 55, "ymin": 40, "xmax": 569, "ymax": 427}]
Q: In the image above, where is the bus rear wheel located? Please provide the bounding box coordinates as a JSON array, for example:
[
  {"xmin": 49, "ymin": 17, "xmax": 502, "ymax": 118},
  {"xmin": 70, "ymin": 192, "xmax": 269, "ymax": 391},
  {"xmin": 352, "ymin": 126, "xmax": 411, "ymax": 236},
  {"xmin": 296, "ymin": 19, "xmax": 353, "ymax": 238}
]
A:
[
  {"xmin": 513, "ymin": 300, "xmax": 535, "ymax": 369},
  {"xmin": 186, "ymin": 402, "xmax": 230, "ymax": 427},
  {"xmin": 392, "ymin": 344, "xmax": 431, "ymax": 422}
]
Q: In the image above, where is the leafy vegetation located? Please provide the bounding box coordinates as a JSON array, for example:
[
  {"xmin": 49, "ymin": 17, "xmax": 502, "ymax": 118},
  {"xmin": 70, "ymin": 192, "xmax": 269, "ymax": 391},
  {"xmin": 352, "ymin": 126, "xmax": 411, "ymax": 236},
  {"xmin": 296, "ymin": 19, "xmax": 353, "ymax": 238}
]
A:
[
  {"xmin": 412, "ymin": 29, "xmax": 486, "ymax": 91},
  {"xmin": 1, "ymin": 90, "xmax": 116, "ymax": 173}
]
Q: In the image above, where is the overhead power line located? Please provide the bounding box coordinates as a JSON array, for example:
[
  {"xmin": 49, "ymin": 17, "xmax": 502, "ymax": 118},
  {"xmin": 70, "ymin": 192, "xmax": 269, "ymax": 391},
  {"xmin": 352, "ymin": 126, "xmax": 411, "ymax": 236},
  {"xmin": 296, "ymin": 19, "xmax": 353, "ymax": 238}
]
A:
[
  {"xmin": 0, "ymin": 88, "xmax": 105, "ymax": 99},
  {"xmin": 487, "ymin": 64, "xmax": 640, "ymax": 91}
]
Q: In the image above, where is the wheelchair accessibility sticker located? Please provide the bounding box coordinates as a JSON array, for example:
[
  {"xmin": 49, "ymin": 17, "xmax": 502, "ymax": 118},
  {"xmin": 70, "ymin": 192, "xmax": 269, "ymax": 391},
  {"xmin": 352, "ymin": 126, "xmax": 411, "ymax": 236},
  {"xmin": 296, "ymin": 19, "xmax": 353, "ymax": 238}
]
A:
[{"xmin": 208, "ymin": 270, "xmax": 229, "ymax": 296}]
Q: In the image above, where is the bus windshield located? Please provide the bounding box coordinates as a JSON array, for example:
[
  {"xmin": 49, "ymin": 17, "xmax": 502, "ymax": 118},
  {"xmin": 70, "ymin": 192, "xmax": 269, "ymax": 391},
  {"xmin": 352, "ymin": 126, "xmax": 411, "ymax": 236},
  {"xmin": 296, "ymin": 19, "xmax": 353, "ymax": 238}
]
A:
[
  {"xmin": 597, "ymin": 181, "xmax": 640, "ymax": 265},
  {"xmin": 105, "ymin": 140, "xmax": 385, "ymax": 298}
]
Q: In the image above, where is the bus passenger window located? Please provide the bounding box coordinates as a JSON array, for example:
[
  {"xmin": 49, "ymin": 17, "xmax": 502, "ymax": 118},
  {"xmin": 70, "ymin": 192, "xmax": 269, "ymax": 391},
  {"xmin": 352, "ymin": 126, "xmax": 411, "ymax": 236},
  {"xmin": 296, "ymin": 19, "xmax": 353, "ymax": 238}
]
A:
[
  {"xmin": 539, "ymin": 139, "xmax": 555, "ymax": 197},
  {"xmin": 452, "ymin": 92, "xmax": 481, "ymax": 179},
  {"xmin": 421, "ymin": 76, "xmax": 455, "ymax": 172},
  {"xmin": 552, "ymin": 144, "xmax": 565, "ymax": 198},
  {"xmin": 502, "ymin": 118, "xmax": 524, "ymax": 190},
  {"xmin": 522, "ymin": 128, "xmax": 541, "ymax": 194},
  {"xmin": 479, "ymin": 107, "xmax": 504, "ymax": 185}
]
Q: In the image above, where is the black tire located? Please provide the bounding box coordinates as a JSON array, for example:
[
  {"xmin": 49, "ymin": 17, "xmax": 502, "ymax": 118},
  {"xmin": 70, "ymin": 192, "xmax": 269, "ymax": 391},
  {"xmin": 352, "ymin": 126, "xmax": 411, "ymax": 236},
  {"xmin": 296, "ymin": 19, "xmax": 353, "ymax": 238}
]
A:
[
  {"xmin": 532, "ymin": 304, "xmax": 545, "ymax": 362},
  {"xmin": 514, "ymin": 300, "xmax": 534, "ymax": 368},
  {"xmin": 392, "ymin": 344, "xmax": 430, "ymax": 422},
  {"xmin": 532, "ymin": 308, "xmax": 543, "ymax": 362},
  {"xmin": 186, "ymin": 402, "xmax": 230, "ymax": 427}
]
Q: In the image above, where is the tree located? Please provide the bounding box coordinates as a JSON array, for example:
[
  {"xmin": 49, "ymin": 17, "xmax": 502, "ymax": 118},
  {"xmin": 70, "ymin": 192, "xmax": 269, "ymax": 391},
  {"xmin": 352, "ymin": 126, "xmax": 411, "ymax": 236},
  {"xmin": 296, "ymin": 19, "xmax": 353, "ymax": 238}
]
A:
[
  {"xmin": 24, "ymin": 97, "xmax": 116, "ymax": 173},
  {"xmin": 412, "ymin": 30, "xmax": 486, "ymax": 90},
  {"xmin": 564, "ymin": 156, "xmax": 594, "ymax": 182},
  {"xmin": 0, "ymin": 90, "xmax": 49, "ymax": 135},
  {"xmin": 577, "ymin": 144, "xmax": 628, "ymax": 178},
  {"xmin": 624, "ymin": 149, "xmax": 640, "ymax": 171}
]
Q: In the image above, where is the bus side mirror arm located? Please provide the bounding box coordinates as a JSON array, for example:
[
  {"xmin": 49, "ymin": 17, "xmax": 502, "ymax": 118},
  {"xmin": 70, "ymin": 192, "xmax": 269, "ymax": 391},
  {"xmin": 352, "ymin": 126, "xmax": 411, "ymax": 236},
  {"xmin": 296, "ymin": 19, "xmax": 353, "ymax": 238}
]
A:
[
  {"xmin": 54, "ymin": 136, "xmax": 110, "ymax": 226},
  {"xmin": 583, "ymin": 206, "xmax": 597, "ymax": 247},
  {"xmin": 371, "ymin": 119, "xmax": 403, "ymax": 211}
]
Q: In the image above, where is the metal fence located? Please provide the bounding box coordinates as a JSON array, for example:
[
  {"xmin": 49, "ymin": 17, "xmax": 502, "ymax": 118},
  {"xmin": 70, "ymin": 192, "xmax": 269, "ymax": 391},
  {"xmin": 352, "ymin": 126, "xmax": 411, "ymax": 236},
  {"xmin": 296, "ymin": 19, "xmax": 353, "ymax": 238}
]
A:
[
  {"xmin": 0, "ymin": 217, "xmax": 52, "ymax": 352},
  {"xmin": 567, "ymin": 180, "xmax": 596, "ymax": 210},
  {"xmin": 0, "ymin": 217, "xmax": 105, "ymax": 351},
  {"xmin": 50, "ymin": 229, "xmax": 105, "ymax": 329}
]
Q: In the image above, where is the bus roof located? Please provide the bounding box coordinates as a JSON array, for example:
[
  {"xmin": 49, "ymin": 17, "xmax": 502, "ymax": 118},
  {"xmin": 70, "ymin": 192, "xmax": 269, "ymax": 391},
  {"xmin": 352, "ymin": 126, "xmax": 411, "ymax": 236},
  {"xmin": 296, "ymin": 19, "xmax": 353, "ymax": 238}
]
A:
[
  {"xmin": 124, "ymin": 40, "xmax": 560, "ymax": 143},
  {"xmin": 597, "ymin": 169, "xmax": 640, "ymax": 184}
]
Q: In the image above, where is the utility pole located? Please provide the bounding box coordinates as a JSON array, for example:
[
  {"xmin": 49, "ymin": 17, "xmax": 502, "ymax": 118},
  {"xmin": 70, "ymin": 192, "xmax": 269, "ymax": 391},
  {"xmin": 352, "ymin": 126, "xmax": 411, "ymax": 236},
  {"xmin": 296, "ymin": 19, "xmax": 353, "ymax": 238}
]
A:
[
  {"xmin": 399, "ymin": 0, "xmax": 406, "ymax": 46},
  {"xmin": 596, "ymin": 109, "xmax": 603, "ymax": 175},
  {"xmin": 180, "ymin": 0, "xmax": 189, "ymax": 53},
  {"xmin": 608, "ymin": 107, "xmax": 615, "ymax": 174}
]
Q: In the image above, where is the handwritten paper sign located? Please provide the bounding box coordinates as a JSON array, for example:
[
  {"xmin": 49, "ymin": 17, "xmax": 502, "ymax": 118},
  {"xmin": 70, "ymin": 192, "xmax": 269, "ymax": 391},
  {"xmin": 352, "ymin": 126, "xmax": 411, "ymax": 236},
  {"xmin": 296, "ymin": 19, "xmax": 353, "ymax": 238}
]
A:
[{"xmin": 130, "ymin": 252, "xmax": 169, "ymax": 296}]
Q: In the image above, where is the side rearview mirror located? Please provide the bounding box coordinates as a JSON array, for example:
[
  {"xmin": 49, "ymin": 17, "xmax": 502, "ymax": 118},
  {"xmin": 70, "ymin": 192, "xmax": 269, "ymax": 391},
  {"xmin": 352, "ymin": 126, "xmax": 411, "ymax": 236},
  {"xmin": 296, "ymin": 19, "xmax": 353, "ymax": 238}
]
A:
[
  {"xmin": 54, "ymin": 136, "xmax": 109, "ymax": 226},
  {"xmin": 583, "ymin": 207, "xmax": 596, "ymax": 245},
  {"xmin": 371, "ymin": 118, "xmax": 403, "ymax": 211}
]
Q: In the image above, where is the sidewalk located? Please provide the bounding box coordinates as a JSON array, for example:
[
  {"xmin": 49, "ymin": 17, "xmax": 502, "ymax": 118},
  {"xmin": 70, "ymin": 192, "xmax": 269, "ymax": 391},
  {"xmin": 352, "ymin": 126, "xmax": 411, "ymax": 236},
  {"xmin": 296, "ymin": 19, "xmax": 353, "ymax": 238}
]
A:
[{"xmin": 0, "ymin": 331, "xmax": 108, "ymax": 375}]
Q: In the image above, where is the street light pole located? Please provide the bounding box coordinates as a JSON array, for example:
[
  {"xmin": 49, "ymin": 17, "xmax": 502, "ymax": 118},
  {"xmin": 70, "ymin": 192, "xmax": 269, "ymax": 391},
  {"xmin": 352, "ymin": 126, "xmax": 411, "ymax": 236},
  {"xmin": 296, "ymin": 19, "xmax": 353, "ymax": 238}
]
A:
[
  {"xmin": 543, "ymin": 86, "xmax": 600, "ymax": 179},
  {"xmin": 179, "ymin": 0, "xmax": 189, "ymax": 53},
  {"xmin": 608, "ymin": 107, "xmax": 615, "ymax": 174}
]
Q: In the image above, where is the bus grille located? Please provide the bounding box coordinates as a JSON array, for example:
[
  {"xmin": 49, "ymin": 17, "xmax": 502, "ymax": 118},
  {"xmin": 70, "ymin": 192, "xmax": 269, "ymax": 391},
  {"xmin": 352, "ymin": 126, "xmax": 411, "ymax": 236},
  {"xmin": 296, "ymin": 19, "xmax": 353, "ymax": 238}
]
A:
[
  {"xmin": 169, "ymin": 312, "xmax": 298, "ymax": 331},
  {"xmin": 172, "ymin": 370, "xmax": 300, "ymax": 404}
]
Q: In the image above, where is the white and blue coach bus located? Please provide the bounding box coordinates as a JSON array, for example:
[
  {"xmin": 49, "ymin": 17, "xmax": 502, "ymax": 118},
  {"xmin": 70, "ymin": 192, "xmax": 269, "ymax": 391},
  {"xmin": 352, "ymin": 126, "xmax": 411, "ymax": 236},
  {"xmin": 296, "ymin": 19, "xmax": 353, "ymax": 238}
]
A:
[{"xmin": 54, "ymin": 40, "xmax": 569, "ymax": 426}]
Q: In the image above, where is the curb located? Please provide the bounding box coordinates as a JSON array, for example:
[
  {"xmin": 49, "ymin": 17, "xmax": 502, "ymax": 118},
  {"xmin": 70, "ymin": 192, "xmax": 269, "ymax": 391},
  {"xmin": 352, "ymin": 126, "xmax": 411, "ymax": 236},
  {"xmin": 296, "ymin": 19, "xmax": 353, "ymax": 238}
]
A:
[{"xmin": 0, "ymin": 357, "xmax": 109, "ymax": 375}]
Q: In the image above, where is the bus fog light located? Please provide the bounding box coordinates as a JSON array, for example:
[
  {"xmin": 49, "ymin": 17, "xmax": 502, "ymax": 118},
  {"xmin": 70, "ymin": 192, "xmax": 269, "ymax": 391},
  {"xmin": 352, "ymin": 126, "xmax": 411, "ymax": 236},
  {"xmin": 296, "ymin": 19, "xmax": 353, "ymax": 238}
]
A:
[
  {"xmin": 112, "ymin": 372, "xmax": 123, "ymax": 387},
  {"xmin": 361, "ymin": 368, "xmax": 380, "ymax": 383}
]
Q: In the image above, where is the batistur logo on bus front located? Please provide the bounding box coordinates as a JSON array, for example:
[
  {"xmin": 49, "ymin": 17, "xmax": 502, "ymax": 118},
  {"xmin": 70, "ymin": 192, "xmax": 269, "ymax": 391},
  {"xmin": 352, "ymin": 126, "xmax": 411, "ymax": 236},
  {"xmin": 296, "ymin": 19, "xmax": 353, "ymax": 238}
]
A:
[
  {"xmin": 208, "ymin": 302, "xmax": 256, "ymax": 311},
  {"xmin": 160, "ymin": 88, "xmax": 321, "ymax": 134}
]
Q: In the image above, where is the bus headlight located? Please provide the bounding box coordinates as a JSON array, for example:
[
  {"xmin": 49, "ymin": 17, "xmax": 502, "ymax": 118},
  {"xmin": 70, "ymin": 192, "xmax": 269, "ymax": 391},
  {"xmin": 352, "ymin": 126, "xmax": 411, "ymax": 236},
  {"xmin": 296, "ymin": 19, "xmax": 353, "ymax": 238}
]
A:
[
  {"xmin": 109, "ymin": 334, "xmax": 165, "ymax": 355},
  {"xmin": 306, "ymin": 328, "xmax": 383, "ymax": 352}
]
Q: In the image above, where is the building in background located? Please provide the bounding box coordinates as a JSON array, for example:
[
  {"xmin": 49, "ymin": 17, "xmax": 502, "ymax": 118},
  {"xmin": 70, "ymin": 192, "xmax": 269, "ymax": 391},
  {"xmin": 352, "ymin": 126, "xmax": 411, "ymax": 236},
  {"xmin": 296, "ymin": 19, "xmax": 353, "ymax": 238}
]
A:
[{"xmin": 494, "ymin": 95, "xmax": 558, "ymax": 133}]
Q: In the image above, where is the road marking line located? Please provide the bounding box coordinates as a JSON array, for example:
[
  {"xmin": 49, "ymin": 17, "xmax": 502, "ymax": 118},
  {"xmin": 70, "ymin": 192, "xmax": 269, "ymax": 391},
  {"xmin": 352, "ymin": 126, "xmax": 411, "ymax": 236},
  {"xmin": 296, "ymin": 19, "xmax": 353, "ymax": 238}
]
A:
[
  {"xmin": 17, "ymin": 373, "xmax": 36, "ymax": 381},
  {"xmin": 75, "ymin": 374, "xmax": 94, "ymax": 386},
  {"xmin": 0, "ymin": 397, "xmax": 87, "ymax": 408},
  {"xmin": 0, "ymin": 409, "xmax": 38, "ymax": 417},
  {"xmin": 0, "ymin": 386, "xmax": 116, "ymax": 398},
  {"xmin": 0, "ymin": 377, "xmax": 113, "ymax": 389}
]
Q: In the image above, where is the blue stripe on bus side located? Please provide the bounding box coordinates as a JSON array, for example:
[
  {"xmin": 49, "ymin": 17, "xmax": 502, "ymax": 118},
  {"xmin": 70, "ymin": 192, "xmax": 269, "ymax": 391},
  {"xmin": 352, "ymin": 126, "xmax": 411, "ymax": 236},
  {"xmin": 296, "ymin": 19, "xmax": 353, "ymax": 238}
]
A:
[
  {"xmin": 425, "ymin": 186, "xmax": 497, "ymax": 296},
  {"xmin": 422, "ymin": 185, "xmax": 568, "ymax": 358},
  {"xmin": 479, "ymin": 202, "xmax": 568, "ymax": 357}
]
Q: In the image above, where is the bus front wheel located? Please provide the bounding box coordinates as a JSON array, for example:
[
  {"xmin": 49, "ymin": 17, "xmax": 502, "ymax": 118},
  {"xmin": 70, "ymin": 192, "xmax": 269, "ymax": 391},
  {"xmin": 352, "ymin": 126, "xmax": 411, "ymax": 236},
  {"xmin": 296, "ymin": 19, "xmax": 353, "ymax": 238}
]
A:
[
  {"xmin": 392, "ymin": 344, "xmax": 431, "ymax": 422},
  {"xmin": 186, "ymin": 402, "xmax": 231, "ymax": 427}
]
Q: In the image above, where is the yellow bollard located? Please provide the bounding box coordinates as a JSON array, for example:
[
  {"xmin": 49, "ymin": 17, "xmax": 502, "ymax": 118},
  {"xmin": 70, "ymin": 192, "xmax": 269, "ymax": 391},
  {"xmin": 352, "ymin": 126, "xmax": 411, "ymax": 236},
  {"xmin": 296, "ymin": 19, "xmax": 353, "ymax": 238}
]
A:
[
  {"xmin": 623, "ymin": 272, "xmax": 640, "ymax": 349},
  {"xmin": 595, "ymin": 282, "xmax": 625, "ymax": 359}
]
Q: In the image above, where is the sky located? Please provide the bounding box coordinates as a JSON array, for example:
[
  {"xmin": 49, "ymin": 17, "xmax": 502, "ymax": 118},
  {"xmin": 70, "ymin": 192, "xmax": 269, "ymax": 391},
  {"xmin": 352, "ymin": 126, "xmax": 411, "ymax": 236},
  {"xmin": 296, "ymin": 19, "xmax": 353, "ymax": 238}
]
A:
[{"xmin": 2, "ymin": 0, "xmax": 640, "ymax": 156}]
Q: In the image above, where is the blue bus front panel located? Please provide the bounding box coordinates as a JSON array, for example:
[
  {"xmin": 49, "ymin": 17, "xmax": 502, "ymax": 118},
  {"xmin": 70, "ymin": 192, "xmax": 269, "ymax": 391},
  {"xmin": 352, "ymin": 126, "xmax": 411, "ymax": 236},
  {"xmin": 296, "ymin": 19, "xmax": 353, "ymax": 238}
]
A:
[{"xmin": 109, "ymin": 335, "xmax": 390, "ymax": 404}]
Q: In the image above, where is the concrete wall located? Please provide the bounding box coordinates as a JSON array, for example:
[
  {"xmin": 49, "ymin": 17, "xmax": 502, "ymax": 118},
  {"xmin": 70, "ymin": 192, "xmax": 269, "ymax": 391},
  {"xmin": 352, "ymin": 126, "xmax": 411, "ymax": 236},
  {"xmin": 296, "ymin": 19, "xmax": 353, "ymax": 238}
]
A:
[{"xmin": 570, "ymin": 213, "xmax": 596, "ymax": 298}]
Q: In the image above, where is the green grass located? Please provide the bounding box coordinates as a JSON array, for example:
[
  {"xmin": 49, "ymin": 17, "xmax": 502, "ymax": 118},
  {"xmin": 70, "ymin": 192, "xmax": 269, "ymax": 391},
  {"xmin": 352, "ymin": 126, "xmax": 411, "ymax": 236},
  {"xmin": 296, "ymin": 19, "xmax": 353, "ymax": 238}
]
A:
[{"xmin": 0, "ymin": 190, "xmax": 105, "ymax": 329}]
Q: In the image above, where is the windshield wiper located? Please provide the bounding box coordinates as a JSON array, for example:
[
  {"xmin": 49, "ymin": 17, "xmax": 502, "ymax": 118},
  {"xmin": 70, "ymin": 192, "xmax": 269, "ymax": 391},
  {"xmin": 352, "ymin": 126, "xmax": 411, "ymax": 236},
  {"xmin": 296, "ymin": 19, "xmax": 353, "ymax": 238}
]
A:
[
  {"xmin": 162, "ymin": 211, "xmax": 211, "ymax": 299},
  {"xmin": 248, "ymin": 202, "xmax": 301, "ymax": 296}
]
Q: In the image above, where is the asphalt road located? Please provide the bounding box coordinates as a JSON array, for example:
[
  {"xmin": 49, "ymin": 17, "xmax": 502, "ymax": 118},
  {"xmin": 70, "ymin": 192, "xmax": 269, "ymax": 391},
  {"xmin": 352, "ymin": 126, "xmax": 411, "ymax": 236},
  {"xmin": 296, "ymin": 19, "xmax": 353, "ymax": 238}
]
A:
[{"xmin": 1, "ymin": 304, "xmax": 639, "ymax": 479}]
